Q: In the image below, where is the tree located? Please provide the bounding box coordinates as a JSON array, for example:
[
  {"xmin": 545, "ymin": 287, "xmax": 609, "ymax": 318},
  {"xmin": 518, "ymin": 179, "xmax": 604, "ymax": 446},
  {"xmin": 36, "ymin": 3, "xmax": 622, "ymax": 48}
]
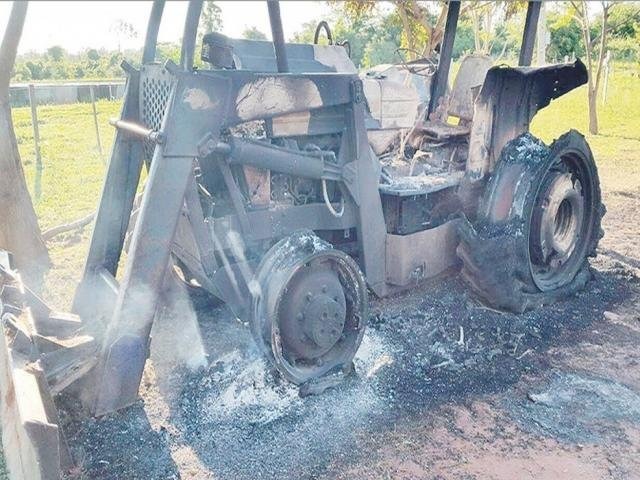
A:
[
  {"xmin": 109, "ymin": 19, "xmax": 138, "ymax": 52},
  {"xmin": 46, "ymin": 45, "xmax": 65, "ymax": 62},
  {"xmin": 607, "ymin": 3, "xmax": 640, "ymax": 62},
  {"xmin": 197, "ymin": 1, "xmax": 223, "ymax": 45},
  {"xmin": 571, "ymin": 1, "xmax": 616, "ymax": 134},
  {"xmin": 547, "ymin": 6, "xmax": 584, "ymax": 61},
  {"xmin": 339, "ymin": 1, "xmax": 446, "ymax": 60},
  {"xmin": 86, "ymin": 48, "xmax": 101, "ymax": 62},
  {"xmin": 242, "ymin": 26, "xmax": 267, "ymax": 41},
  {"xmin": 0, "ymin": 2, "xmax": 50, "ymax": 283}
]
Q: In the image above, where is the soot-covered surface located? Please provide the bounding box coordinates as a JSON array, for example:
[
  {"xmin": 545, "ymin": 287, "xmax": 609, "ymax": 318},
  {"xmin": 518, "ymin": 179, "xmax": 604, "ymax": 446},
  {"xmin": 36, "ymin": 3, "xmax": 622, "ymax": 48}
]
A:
[{"xmin": 62, "ymin": 251, "xmax": 639, "ymax": 479}]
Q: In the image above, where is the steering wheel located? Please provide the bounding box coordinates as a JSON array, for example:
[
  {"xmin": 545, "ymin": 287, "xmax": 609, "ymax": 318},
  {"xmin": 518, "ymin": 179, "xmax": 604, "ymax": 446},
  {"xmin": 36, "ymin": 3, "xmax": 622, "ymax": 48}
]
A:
[
  {"xmin": 314, "ymin": 21, "xmax": 333, "ymax": 45},
  {"xmin": 394, "ymin": 48, "xmax": 438, "ymax": 77},
  {"xmin": 313, "ymin": 21, "xmax": 351, "ymax": 58}
]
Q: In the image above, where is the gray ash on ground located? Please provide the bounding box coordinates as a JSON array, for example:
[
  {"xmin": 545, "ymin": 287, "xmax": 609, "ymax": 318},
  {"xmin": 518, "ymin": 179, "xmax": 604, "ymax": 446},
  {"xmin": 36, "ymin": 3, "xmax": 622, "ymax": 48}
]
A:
[
  {"xmin": 509, "ymin": 371, "xmax": 640, "ymax": 444},
  {"xmin": 61, "ymin": 255, "xmax": 638, "ymax": 480}
]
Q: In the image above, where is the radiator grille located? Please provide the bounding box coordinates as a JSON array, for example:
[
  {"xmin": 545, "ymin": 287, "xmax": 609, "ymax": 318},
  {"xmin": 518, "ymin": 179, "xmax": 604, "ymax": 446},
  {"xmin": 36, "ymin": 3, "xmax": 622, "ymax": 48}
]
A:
[{"xmin": 140, "ymin": 65, "xmax": 172, "ymax": 159}]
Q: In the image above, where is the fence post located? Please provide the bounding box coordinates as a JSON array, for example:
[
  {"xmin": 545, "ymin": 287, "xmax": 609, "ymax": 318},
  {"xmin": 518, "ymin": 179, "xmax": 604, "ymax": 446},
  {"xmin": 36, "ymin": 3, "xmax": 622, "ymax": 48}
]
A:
[
  {"xmin": 90, "ymin": 85, "xmax": 103, "ymax": 158},
  {"xmin": 28, "ymin": 84, "xmax": 42, "ymax": 200}
]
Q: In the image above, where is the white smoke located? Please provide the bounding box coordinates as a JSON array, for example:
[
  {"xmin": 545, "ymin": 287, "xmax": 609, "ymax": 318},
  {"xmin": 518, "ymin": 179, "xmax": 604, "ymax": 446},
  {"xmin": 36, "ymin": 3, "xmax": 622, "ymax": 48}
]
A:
[{"xmin": 150, "ymin": 270, "xmax": 207, "ymax": 371}]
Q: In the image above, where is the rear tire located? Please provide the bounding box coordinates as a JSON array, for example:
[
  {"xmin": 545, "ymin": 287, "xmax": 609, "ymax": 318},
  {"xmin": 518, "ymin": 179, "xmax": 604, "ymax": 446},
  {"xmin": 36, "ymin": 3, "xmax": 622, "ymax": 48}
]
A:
[{"xmin": 457, "ymin": 131, "xmax": 604, "ymax": 312}]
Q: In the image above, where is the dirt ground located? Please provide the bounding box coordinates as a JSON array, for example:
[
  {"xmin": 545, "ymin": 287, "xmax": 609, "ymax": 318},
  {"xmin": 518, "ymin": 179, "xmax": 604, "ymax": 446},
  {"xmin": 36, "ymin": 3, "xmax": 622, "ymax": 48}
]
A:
[{"xmin": 60, "ymin": 155, "xmax": 640, "ymax": 480}]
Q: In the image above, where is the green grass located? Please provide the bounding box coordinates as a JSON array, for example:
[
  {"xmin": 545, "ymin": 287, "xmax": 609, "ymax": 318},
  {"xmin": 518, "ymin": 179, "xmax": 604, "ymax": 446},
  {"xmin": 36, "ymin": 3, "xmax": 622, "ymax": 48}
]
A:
[
  {"xmin": 532, "ymin": 68, "xmax": 640, "ymax": 151},
  {"xmin": 12, "ymin": 100, "xmax": 120, "ymax": 307},
  {"xmin": 531, "ymin": 67, "xmax": 640, "ymax": 194},
  {"xmin": 12, "ymin": 100, "xmax": 120, "ymax": 230}
]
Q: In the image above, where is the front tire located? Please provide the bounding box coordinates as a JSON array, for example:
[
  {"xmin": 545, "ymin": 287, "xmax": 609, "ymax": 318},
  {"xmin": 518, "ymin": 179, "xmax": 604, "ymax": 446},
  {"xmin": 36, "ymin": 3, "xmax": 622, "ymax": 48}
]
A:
[
  {"xmin": 251, "ymin": 230, "xmax": 368, "ymax": 384},
  {"xmin": 457, "ymin": 131, "xmax": 604, "ymax": 313}
]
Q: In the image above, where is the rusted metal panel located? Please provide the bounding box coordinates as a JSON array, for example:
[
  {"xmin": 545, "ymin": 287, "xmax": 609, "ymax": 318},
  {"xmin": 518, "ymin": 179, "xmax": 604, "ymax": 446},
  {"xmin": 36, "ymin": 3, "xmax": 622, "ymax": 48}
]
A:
[
  {"xmin": 271, "ymin": 106, "xmax": 345, "ymax": 137},
  {"xmin": 467, "ymin": 60, "xmax": 588, "ymax": 179},
  {"xmin": 385, "ymin": 220, "xmax": 459, "ymax": 287},
  {"xmin": 243, "ymin": 166, "xmax": 271, "ymax": 206},
  {"xmin": 446, "ymin": 54, "xmax": 492, "ymax": 121}
]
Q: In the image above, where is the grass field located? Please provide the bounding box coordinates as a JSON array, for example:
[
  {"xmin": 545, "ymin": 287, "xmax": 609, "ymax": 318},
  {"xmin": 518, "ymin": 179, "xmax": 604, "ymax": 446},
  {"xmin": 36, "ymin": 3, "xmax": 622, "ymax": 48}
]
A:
[
  {"xmin": 1, "ymin": 66, "xmax": 639, "ymax": 479},
  {"xmin": 11, "ymin": 99, "xmax": 119, "ymax": 306}
]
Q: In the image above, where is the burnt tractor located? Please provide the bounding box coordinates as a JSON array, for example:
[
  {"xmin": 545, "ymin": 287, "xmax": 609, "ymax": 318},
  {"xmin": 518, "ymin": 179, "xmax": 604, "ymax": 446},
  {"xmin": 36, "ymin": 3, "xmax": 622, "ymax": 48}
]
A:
[{"xmin": 0, "ymin": 1, "xmax": 603, "ymax": 478}]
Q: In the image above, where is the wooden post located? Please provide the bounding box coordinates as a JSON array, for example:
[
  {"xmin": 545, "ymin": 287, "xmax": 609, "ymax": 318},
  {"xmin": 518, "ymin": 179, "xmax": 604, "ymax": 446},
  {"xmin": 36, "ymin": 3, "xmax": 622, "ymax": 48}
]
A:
[
  {"xmin": 27, "ymin": 84, "xmax": 42, "ymax": 200},
  {"xmin": 90, "ymin": 85, "xmax": 103, "ymax": 157}
]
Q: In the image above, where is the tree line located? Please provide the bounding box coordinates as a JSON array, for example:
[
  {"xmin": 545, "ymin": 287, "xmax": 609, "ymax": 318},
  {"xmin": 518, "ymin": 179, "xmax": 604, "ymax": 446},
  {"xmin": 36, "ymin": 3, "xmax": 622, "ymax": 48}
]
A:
[{"xmin": 9, "ymin": 1, "xmax": 639, "ymax": 83}]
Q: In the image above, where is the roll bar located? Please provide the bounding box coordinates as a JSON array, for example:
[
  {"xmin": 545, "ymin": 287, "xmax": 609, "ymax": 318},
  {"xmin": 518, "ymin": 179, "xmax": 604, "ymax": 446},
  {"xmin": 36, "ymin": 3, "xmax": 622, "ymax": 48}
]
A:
[
  {"xmin": 519, "ymin": 1, "xmax": 542, "ymax": 66},
  {"xmin": 141, "ymin": 0, "xmax": 289, "ymax": 72},
  {"xmin": 140, "ymin": 0, "xmax": 541, "ymax": 102},
  {"xmin": 428, "ymin": 0, "xmax": 541, "ymax": 117},
  {"xmin": 142, "ymin": 0, "xmax": 164, "ymax": 64}
]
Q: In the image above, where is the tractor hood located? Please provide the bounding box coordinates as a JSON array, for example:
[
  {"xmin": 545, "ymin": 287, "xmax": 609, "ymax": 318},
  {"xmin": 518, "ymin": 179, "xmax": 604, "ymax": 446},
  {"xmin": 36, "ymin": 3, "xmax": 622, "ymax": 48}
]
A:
[{"xmin": 467, "ymin": 59, "xmax": 588, "ymax": 179}]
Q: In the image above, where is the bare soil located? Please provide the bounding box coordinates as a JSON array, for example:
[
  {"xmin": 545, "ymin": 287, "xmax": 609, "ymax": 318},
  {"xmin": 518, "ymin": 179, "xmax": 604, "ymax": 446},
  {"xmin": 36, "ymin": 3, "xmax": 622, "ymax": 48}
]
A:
[{"xmin": 61, "ymin": 158, "xmax": 640, "ymax": 480}]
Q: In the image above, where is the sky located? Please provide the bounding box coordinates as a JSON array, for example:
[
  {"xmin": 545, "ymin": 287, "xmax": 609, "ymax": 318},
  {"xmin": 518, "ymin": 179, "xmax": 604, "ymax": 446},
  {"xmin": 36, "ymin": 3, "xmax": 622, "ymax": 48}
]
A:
[{"xmin": 0, "ymin": 1, "xmax": 332, "ymax": 54}]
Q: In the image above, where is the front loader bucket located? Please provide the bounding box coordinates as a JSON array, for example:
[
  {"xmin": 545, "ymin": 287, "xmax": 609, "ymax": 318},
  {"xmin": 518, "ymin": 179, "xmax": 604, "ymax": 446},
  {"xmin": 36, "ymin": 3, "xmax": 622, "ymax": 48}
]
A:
[{"xmin": 0, "ymin": 252, "xmax": 83, "ymax": 480}]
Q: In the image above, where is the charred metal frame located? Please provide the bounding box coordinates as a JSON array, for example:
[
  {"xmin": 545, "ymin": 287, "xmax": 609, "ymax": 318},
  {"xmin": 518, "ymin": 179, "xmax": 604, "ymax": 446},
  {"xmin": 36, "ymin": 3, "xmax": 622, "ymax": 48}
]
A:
[
  {"xmin": 428, "ymin": 0, "xmax": 460, "ymax": 116},
  {"xmin": 70, "ymin": 0, "xmax": 585, "ymax": 415}
]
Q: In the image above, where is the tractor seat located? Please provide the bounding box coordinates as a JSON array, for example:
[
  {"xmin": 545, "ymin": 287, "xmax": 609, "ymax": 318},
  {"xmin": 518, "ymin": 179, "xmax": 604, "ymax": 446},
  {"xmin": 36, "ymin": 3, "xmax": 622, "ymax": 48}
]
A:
[
  {"xmin": 416, "ymin": 120, "xmax": 470, "ymax": 140},
  {"xmin": 422, "ymin": 54, "xmax": 493, "ymax": 140}
]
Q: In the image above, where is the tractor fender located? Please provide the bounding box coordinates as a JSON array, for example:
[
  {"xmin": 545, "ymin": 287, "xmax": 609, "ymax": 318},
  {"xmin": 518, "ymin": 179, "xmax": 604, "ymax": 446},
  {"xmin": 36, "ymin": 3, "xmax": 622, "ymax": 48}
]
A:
[{"xmin": 466, "ymin": 59, "xmax": 588, "ymax": 180}]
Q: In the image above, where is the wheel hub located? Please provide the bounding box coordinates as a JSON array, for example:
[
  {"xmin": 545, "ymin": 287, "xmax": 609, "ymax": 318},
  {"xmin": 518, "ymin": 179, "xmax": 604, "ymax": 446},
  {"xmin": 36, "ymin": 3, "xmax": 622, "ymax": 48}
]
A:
[
  {"xmin": 302, "ymin": 291, "xmax": 346, "ymax": 349},
  {"xmin": 278, "ymin": 267, "xmax": 346, "ymax": 360},
  {"xmin": 532, "ymin": 171, "xmax": 584, "ymax": 266}
]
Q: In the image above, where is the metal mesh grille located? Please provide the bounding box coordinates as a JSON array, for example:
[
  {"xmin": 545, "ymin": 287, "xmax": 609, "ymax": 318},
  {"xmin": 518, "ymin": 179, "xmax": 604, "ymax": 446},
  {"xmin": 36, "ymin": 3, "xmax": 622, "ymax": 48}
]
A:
[{"xmin": 140, "ymin": 65, "xmax": 173, "ymax": 159}]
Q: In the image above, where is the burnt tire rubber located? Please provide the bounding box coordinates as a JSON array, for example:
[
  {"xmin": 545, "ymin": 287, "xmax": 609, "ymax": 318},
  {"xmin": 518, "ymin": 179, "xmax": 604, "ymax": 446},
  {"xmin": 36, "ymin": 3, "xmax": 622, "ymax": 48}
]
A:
[{"xmin": 457, "ymin": 131, "xmax": 604, "ymax": 313}]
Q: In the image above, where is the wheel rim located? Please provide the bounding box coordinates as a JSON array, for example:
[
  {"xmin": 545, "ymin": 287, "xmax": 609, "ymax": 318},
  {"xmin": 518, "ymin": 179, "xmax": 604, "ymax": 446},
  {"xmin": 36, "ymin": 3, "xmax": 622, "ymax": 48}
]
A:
[
  {"xmin": 277, "ymin": 259, "xmax": 347, "ymax": 360},
  {"xmin": 529, "ymin": 150, "xmax": 596, "ymax": 291},
  {"xmin": 251, "ymin": 231, "xmax": 367, "ymax": 384}
]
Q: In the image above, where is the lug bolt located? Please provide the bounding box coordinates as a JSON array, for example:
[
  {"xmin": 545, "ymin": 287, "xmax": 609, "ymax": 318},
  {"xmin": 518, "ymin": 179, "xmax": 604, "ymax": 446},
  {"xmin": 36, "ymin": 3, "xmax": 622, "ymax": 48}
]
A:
[
  {"xmin": 297, "ymin": 313, "xmax": 304, "ymax": 322},
  {"xmin": 306, "ymin": 292, "xmax": 313, "ymax": 302}
]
